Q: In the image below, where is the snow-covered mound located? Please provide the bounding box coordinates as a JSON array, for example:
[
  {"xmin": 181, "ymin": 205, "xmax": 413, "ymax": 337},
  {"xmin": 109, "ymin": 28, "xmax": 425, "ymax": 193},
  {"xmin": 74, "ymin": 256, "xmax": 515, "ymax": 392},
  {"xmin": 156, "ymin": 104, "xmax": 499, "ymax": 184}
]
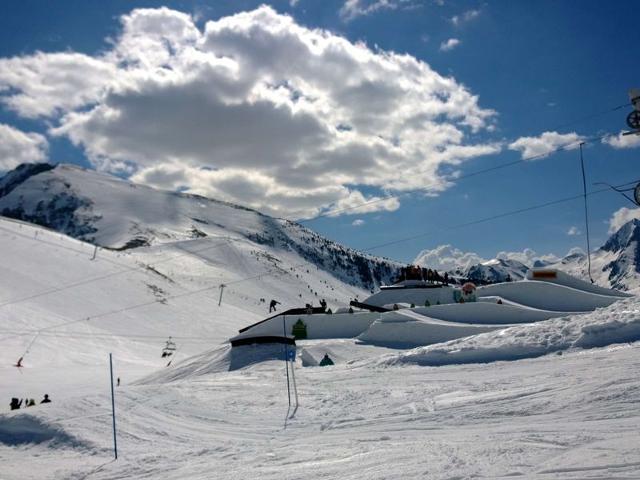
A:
[
  {"xmin": 477, "ymin": 280, "xmax": 619, "ymax": 312},
  {"xmin": 376, "ymin": 297, "xmax": 640, "ymax": 366},
  {"xmin": 0, "ymin": 163, "xmax": 402, "ymax": 290},
  {"xmin": 526, "ymin": 268, "xmax": 632, "ymax": 297},
  {"xmin": 357, "ymin": 309, "xmax": 503, "ymax": 348}
]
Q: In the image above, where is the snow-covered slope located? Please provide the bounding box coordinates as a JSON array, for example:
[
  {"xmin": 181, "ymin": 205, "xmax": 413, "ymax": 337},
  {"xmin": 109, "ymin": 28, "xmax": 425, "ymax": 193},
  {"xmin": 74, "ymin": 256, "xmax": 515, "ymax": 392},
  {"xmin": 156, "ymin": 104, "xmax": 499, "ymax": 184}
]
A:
[
  {"xmin": 0, "ymin": 163, "xmax": 402, "ymax": 290},
  {"xmin": 0, "ymin": 214, "xmax": 372, "ymax": 403}
]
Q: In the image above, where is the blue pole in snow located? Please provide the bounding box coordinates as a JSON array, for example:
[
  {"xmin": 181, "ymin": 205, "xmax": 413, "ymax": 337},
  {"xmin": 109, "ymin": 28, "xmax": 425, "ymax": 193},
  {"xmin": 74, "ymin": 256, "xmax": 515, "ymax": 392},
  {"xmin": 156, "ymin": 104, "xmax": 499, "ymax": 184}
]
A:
[
  {"xmin": 109, "ymin": 353, "xmax": 118, "ymax": 460},
  {"xmin": 283, "ymin": 316, "xmax": 291, "ymax": 407}
]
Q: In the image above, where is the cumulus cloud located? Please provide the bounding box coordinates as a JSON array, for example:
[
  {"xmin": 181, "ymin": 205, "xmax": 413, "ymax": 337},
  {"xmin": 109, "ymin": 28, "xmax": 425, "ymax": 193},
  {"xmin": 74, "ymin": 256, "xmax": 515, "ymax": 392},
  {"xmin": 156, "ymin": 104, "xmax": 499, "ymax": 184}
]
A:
[
  {"xmin": 608, "ymin": 206, "xmax": 640, "ymax": 233},
  {"xmin": 602, "ymin": 131, "xmax": 640, "ymax": 149},
  {"xmin": 414, "ymin": 244, "xmax": 486, "ymax": 271},
  {"xmin": 352, "ymin": 218, "xmax": 365, "ymax": 226},
  {"xmin": 508, "ymin": 131, "xmax": 584, "ymax": 159},
  {"xmin": 415, "ymin": 244, "xmax": 563, "ymax": 270},
  {"xmin": 0, "ymin": 6, "xmax": 498, "ymax": 218},
  {"xmin": 451, "ymin": 9, "xmax": 480, "ymax": 26},
  {"xmin": 439, "ymin": 38, "xmax": 461, "ymax": 52},
  {"xmin": 567, "ymin": 226, "xmax": 581, "ymax": 236},
  {"xmin": 496, "ymin": 248, "xmax": 560, "ymax": 266},
  {"xmin": 0, "ymin": 123, "xmax": 48, "ymax": 171}
]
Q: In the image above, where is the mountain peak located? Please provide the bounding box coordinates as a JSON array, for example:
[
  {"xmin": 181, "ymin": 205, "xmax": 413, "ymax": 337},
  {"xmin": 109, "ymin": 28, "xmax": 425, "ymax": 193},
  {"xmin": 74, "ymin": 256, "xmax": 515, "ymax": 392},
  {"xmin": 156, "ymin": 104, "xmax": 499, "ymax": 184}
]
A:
[{"xmin": 601, "ymin": 219, "xmax": 640, "ymax": 253}]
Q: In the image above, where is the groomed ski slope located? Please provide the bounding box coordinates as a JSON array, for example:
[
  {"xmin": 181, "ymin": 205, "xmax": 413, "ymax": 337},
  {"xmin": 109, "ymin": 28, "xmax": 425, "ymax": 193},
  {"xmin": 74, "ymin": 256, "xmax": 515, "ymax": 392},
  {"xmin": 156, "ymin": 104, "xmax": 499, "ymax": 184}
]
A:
[
  {"xmin": 2, "ymin": 340, "xmax": 640, "ymax": 479},
  {"xmin": 0, "ymin": 216, "xmax": 367, "ymax": 402}
]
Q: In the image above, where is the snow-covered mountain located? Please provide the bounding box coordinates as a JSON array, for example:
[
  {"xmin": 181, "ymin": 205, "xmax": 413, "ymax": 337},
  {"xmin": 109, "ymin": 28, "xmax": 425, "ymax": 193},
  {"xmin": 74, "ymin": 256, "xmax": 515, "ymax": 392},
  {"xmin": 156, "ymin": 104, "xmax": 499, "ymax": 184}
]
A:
[
  {"xmin": 545, "ymin": 219, "xmax": 640, "ymax": 292},
  {"xmin": 456, "ymin": 257, "xmax": 530, "ymax": 284},
  {"xmin": 415, "ymin": 220, "xmax": 640, "ymax": 291},
  {"xmin": 0, "ymin": 163, "xmax": 402, "ymax": 290}
]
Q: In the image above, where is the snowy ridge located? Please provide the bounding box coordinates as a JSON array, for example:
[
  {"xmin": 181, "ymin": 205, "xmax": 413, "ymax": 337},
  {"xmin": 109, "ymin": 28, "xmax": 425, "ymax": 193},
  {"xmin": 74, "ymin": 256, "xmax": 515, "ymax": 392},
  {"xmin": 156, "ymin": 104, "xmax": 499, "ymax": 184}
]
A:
[{"xmin": 0, "ymin": 163, "xmax": 403, "ymax": 290}]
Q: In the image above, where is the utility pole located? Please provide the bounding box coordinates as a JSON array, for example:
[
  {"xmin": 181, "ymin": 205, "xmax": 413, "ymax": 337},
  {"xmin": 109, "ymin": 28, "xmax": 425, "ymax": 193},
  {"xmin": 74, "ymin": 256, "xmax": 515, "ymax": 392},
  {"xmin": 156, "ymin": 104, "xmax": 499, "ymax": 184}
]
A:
[{"xmin": 579, "ymin": 143, "xmax": 594, "ymax": 284}]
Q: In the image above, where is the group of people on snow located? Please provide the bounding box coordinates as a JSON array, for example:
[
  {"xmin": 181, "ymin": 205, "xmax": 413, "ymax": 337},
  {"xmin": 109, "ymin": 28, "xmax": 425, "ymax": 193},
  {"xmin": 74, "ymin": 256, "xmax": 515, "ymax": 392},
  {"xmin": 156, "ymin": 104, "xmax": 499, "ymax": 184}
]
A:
[
  {"xmin": 269, "ymin": 298, "xmax": 331, "ymax": 314},
  {"xmin": 9, "ymin": 394, "xmax": 50, "ymax": 411},
  {"xmin": 398, "ymin": 265, "xmax": 449, "ymax": 285}
]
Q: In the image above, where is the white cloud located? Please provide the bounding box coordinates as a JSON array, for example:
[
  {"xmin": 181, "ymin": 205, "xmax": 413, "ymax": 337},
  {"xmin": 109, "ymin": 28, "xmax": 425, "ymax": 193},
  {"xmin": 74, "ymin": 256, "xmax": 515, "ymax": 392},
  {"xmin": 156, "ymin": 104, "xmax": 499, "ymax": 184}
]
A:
[
  {"xmin": 415, "ymin": 244, "xmax": 562, "ymax": 271},
  {"xmin": 352, "ymin": 219, "xmax": 365, "ymax": 226},
  {"xmin": 608, "ymin": 206, "xmax": 640, "ymax": 233},
  {"xmin": 0, "ymin": 6, "xmax": 497, "ymax": 218},
  {"xmin": 496, "ymin": 248, "xmax": 560, "ymax": 266},
  {"xmin": 414, "ymin": 244, "xmax": 485, "ymax": 271},
  {"xmin": 566, "ymin": 246, "xmax": 585, "ymax": 257},
  {"xmin": 567, "ymin": 226, "xmax": 581, "ymax": 236},
  {"xmin": 508, "ymin": 131, "xmax": 584, "ymax": 159},
  {"xmin": 0, "ymin": 123, "xmax": 48, "ymax": 171},
  {"xmin": 339, "ymin": 0, "xmax": 417, "ymax": 21},
  {"xmin": 439, "ymin": 38, "xmax": 461, "ymax": 52},
  {"xmin": 602, "ymin": 131, "xmax": 640, "ymax": 149},
  {"xmin": 451, "ymin": 9, "xmax": 480, "ymax": 26}
]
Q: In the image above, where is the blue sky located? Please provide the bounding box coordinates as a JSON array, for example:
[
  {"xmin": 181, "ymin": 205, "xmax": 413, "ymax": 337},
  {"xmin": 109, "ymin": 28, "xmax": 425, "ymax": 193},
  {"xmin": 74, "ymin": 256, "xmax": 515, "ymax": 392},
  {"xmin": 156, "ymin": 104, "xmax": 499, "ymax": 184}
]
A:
[{"xmin": 0, "ymin": 0, "xmax": 639, "ymax": 264}]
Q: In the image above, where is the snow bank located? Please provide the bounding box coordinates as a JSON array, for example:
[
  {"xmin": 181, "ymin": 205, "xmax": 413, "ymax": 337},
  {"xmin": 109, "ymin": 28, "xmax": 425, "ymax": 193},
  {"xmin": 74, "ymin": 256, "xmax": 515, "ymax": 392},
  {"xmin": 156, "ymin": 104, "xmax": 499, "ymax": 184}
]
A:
[
  {"xmin": 357, "ymin": 310, "xmax": 504, "ymax": 348},
  {"xmin": 138, "ymin": 342, "xmax": 293, "ymax": 384},
  {"xmin": 237, "ymin": 311, "xmax": 379, "ymax": 339},
  {"xmin": 0, "ymin": 414, "xmax": 86, "ymax": 448},
  {"xmin": 477, "ymin": 281, "xmax": 619, "ymax": 312},
  {"xmin": 364, "ymin": 285, "xmax": 456, "ymax": 307},
  {"xmin": 527, "ymin": 269, "xmax": 632, "ymax": 298},
  {"xmin": 412, "ymin": 301, "xmax": 572, "ymax": 325},
  {"xmin": 376, "ymin": 297, "xmax": 640, "ymax": 366}
]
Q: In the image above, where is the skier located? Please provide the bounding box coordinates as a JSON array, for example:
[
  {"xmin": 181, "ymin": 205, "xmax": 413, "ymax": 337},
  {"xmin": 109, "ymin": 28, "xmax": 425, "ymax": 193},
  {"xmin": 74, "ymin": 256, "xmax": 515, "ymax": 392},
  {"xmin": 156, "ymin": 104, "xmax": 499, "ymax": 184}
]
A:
[
  {"xmin": 117, "ymin": 377, "xmax": 121, "ymax": 387},
  {"xmin": 26, "ymin": 398, "xmax": 36, "ymax": 407},
  {"xmin": 40, "ymin": 394, "xmax": 51, "ymax": 404},
  {"xmin": 14, "ymin": 357, "xmax": 23, "ymax": 368},
  {"xmin": 444, "ymin": 272, "xmax": 449, "ymax": 285},
  {"xmin": 319, "ymin": 354, "xmax": 334, "ymax": 367},
  {"xmin": 10, "ymin": 397, "xmax": 22, "ymax": 410},
  {"xmin": 319, "ymin": 299, "xmax": 327, "ymax": 311},
  {"xmin": 269, "ymin": 299, "xmax": 280, "ymax": 313}
]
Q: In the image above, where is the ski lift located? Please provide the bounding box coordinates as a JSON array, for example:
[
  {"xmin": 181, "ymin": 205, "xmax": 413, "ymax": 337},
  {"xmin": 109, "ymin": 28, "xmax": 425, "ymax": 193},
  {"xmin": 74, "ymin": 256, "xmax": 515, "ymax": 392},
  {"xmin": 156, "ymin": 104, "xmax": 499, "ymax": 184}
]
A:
[
  {"xmin": 594, "ymin": 181, "xmax": 640, "ymax": 207},
  {"xmin": 624, "ymin": 88, "xmax": 640, "ymax": 135},
  {"xmin": 161, "ymin": 337, "xmax": 177, "ymax": 358}
]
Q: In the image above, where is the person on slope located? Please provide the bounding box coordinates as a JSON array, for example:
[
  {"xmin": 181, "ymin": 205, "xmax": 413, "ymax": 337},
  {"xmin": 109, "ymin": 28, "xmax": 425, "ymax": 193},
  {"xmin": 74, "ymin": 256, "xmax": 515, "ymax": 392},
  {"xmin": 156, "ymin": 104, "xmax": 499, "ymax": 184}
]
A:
[
  {"xmin": 10, "ymin": 398, "xmax": 22, "ymax": 410},
  {"xmin": 26, "ymin": 398, "xmax": 36, "ymax": 407},
  {"xmin": 319, "ymin": 354, "xmax": 334, "ymax": 367},
  {"xmin": 269, "ymin": 299, "xmax": 281, "ymax": 313},
  {"xmin": 40, "ymin": 394, "xmax": 51, "ymax": 404},
  {"xmin": 319, "ymin": 299, "xmax": 327, "ymax": 311}
]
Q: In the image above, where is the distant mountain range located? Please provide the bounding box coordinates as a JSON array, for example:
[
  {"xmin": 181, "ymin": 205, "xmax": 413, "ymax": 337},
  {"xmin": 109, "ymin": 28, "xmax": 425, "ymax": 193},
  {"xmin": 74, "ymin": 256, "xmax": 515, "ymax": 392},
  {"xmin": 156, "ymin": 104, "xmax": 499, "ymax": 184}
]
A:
[{"xmin": 415, "ymin": 221, "xmax": 640, "ymax": 292}]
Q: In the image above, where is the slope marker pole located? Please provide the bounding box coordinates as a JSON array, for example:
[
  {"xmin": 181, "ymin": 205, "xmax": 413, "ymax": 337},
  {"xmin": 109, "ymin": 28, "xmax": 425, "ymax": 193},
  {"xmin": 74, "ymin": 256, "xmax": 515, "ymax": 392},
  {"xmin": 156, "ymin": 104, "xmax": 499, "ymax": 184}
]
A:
[
  {"xmin": 109, "ymin": 353, "xmax": 118, "ymax": 460},
  {"xmin": 283, "ymin": 316, "xmax": 291, "ymax": 407}
]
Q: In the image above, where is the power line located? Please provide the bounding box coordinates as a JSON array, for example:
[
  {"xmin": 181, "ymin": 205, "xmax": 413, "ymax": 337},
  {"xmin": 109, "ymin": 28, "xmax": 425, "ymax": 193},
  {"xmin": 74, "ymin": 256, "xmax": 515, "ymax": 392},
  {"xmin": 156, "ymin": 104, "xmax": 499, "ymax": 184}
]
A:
[
  {"xmin": 0, "ymin": 226, "xmax": 235, "ymax": 309},
  {"xmin": 298, "ymin": 131, "xmax": 618, "ymax": 223}
]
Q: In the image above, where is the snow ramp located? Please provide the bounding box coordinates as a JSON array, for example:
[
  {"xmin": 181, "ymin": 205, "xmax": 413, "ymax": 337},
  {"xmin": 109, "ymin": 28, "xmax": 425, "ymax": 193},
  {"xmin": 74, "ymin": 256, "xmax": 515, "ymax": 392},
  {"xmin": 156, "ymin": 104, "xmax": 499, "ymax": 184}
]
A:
[
  {"xmin": 375, "ymin": 297, "xmax": 640, "ymax": 366},
  {"xmin": 412, "ymin": 301, "xmax": 572, "ymax": 325},
  {"xmin": 357, "ymin": 309, "xmax": 506, "ymax": 348},
  {"xmin": 477, "ymin": 281, "xmax": 619, "ymax": 312},
  {"xmin": 527, "ymin": 269, "xmax": 632, "ymax": 297}
]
